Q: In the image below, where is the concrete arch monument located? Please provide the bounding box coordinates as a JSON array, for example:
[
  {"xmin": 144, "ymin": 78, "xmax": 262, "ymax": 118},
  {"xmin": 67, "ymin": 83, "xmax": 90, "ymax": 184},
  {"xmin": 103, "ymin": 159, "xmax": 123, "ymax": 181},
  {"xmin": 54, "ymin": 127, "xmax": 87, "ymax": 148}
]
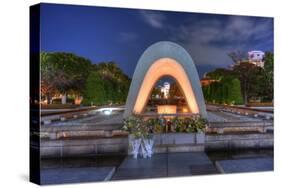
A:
[{"xmin": 124, "ymin": 41, "xmax": 207, "ymax": 118}]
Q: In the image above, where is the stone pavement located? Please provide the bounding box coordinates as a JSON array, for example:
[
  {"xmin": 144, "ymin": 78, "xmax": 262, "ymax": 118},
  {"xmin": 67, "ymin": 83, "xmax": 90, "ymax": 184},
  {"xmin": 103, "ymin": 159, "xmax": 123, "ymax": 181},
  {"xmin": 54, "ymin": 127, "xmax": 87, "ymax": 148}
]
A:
[
  {"xmin": 39, "ymin": 151, "xmax": 273, "ymax": 184},
  {"xmin": 40, "ymin": 166, "xmax": 115, "ymax": 185},
  {"xmin": 111, "ymin": 152, "xmax": 218, "ymax": 180},
  {"xmin": 215, "ymin": 157, "xmax": 273, "ymax": 173}
]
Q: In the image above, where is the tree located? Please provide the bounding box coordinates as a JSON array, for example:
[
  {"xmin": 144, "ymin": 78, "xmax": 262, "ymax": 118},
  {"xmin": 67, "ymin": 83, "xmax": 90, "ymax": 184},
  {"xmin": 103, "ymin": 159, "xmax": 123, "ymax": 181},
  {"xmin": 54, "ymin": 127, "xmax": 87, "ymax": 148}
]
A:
[
  {"xmin": 40, "ymin": 52, "xmax": 92, "ymax": 104},
  {"xmin": 40, "ymin": 53, "xmax": 131, "ymax": 105},
  {"xmin": 40, "ymin": 53, "xmax": 60, "ymax": 104},
  {"xmin": 202, "ymin": 75, "xmax": 243, "ymax": 105},
  {"xmin": 228, "ymin": 78, "xmax": 243, "ymax": 104},
  {"xmin": 204, "ymin": 51, "xmax": 274, "ymax": 104},
  {"xmin": 228, "ymin": 51, "xmax": 274, "ymax": 103},
  {"xmin": 228, "ymin": 50, "xmax": 248, "ymax": 64},
  {"xmin": 82, "ymin": 72, "xmax": 106, "ymax": 105},
  {"xmin": 232, "ymin": 62, "xmax": 263, "ymax": 103},
  {"xmin": 206, "ymin": 68, "xmax": 233, "ymax": 80},
  {"xmin": 94, "ymin": 62, "xmax": 131, "ymax": 104},
  {"xmin": 82, "ymin": 62, "xmax": 131, "ymax": 106},
  {"xmin": 260, "ymin": 52, "xmax": 274, "ymax": 101}
]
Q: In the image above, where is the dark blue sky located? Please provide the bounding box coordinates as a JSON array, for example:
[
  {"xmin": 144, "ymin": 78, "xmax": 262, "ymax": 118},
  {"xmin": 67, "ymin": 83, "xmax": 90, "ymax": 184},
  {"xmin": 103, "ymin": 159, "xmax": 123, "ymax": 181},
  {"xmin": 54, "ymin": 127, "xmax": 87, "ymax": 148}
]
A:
[{"xmin": 40, "ymin": 3, "xmax": 273, "ymax": 78}]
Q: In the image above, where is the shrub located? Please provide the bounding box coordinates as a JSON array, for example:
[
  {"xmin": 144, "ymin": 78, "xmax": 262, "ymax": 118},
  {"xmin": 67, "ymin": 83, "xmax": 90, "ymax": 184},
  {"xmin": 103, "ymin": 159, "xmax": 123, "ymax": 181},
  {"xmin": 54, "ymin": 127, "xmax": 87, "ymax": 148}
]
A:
[
  {"xmin": 186, "ymin": 117, "xmax": 207, "ymax": 133},
  {"xmin": 123, "ymin": 116, "xmax": 208, "ymax": 135},
  {"xmin": 82, "ymin": 72, "xmax": 106, "ymax": 106},
  {"xmin": 123, "ymin": 116, "xmax": 150, "ymax": 139}
]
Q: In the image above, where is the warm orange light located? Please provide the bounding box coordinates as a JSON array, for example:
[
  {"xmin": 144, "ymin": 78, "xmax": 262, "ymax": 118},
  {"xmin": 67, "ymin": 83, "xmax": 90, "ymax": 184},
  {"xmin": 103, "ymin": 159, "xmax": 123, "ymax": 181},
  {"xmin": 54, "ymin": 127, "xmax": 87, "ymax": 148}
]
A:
[
  {"xmin": 182, "ymin": 108, "xmax": 188, "ymax": 113},
  {"xmin": 74, "ymin": 97, "xmax": 83, "ymax": 105},
  {"xmin": 133, "ymin": 58, "xmax": 200, "ymax": 114},
  {"xmin": 157, "ymin": 105, "xmax": 177, "ymax": 114}
]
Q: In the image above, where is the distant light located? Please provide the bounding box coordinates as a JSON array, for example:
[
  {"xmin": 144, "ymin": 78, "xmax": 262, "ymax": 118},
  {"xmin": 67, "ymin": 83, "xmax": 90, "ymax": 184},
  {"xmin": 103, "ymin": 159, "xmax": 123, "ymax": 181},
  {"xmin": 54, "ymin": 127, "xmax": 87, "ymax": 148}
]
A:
[
  {"xmin": 103, "ymin": 110, "xmax": 112, "ymax": 115},
  {"xmin": 93, "ymin": 107, "xmax": 124, "ymax": 115}
]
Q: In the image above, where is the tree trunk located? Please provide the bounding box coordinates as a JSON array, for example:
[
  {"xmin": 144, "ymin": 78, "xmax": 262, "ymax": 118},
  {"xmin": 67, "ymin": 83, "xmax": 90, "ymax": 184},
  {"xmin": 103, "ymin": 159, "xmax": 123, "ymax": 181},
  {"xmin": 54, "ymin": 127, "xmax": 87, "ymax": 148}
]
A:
[
  {"xmin": 46, "ymin": 93, "xmax": 51, "ymax": 104},
  {"xmin": 61, "ymin": 94, "xmax": 67, "ymax": 104}
]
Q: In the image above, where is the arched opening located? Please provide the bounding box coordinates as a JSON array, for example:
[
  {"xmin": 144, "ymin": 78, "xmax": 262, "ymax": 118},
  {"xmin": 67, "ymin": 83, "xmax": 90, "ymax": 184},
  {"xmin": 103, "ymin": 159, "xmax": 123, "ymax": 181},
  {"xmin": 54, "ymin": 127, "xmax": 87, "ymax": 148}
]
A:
[
  {"xmin": 143, "ymin": 75, "xmax": 189, "ymax": 114},
  {"xmin": 133, "ymin": 57, "xmax": 200, "ymax": 115}
]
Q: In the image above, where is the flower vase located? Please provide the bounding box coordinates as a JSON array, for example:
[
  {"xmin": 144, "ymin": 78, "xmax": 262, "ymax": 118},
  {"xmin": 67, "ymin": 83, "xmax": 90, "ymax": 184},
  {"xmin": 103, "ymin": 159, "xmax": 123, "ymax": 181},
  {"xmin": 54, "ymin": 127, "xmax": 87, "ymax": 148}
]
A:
[
  {"xmin": 140, "ymin": 139, "xmax": 148, "ymax": 158},
  {"xmin": 143, "ymin": 138, "xmax": 154, "ymax": 158},
  {"xmin": 131, "ymin": 137, "xmax": 141, "ymax": 159}
]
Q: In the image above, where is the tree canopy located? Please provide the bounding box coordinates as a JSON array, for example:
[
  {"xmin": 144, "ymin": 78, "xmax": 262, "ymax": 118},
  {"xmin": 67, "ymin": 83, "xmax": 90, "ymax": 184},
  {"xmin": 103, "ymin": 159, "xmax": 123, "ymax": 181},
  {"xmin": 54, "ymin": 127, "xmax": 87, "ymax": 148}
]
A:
[
  {"xmin": 82, "ymin": 62, "xmax": 131, "ymax": 105},
  {"xmin": 40, "ymin": 52, "xmax": 131, "ymax": 105},
  {"xmin": 202, "ymin": 75, "xmax": 243, "ymax": 105},
  {"xmin": 203, "ymin": 51, "xmax": 273, "ymax": 104},
  {"xmin": 41, "ymin": 52, "xmax": 92, "ymax": 96}
]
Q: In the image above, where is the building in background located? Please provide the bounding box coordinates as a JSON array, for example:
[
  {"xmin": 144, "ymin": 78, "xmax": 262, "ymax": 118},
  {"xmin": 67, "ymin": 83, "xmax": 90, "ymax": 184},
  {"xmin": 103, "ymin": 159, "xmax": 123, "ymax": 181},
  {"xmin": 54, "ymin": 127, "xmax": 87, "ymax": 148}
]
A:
[
  {"xmin": 248, "ymin": 50, "xmax": 265, "ymax": 68},
  {"xmin": 161, "ymin": 82, "xmax": 171, "ymax": 99}
]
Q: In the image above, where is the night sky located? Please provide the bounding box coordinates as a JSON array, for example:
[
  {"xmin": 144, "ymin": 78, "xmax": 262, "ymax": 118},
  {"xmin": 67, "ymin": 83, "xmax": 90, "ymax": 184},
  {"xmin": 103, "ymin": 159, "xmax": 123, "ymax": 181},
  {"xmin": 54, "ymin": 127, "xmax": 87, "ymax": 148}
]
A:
[{"xmin": 40, "ymin": 3, "xmax": 273, "ymax": 78}]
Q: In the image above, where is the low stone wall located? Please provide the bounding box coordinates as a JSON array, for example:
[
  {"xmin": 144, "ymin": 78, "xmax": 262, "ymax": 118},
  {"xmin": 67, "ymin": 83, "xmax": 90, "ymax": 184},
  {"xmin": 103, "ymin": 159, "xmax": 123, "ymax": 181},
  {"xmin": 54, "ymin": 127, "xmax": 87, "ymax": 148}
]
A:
[
  {"xmin": 40, "ymin": 123, "xmax": 126, "ymax": 140},
  {"xmin": 39, "ymin": 105, "xmax": 274, "ymax": 158},
  {"xmin": 40, "ymin": 137, "xmax": 128, "ymax": 158},
  {"xmin": 40, "ymin": 117, "xmax": 127, "ymax": 159},
  {"xmin": 207, "ymin": 104, "xmax": 273, "ymax": 119},
  {"xmin": 40, "ymin": 130, "xmax": 273, "ymax": 158},
  {"xmin": 205, "ymin": 133, "xmax": 273, "ymax": 150},
  {"xmin": 207, "ymin": 121, "xmax": 273, "ymax": 134}
]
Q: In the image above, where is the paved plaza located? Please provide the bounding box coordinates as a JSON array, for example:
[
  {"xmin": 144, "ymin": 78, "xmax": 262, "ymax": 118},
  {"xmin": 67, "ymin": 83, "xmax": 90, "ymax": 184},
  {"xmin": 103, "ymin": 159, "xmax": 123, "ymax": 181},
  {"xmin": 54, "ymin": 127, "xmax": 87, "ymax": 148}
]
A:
[
  {"xmin": 112, "ymin": 152, "xmax": 218, "ymax": 180},
  {"xmin": 40, "ymin": 150, "xmax": 273, "ymax": 184},
  {"xmin": 41, "ymin": 167, "xmax": 115, "ymax": 184},
  {"xmin": 216, "ymin": 157, "xmax": 273, "ymax": 173}
]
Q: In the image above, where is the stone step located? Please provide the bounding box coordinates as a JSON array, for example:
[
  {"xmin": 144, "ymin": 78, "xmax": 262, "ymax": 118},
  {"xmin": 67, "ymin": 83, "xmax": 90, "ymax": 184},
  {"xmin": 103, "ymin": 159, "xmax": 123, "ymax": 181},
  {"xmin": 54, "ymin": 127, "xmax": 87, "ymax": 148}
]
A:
[
  {"xmin": 40, "ymin": 136, "xmax": 129, "ymax": 158},
  {"xmin": 41, "ymin": 123, "xmax": 123, "ymax": 132},
  {"xmin": 206, "ymin": 133, "xmax": 273, "ymax": 150},
  {"xmin": 42, "ymin": 129, "xmax": 128, "ymax": 140}
]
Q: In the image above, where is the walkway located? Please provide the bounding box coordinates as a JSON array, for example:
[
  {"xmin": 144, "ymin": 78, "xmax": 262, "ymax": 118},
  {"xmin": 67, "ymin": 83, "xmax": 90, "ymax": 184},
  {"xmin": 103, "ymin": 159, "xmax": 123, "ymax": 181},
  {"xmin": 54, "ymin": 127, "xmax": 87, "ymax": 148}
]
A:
[
  {"xmin": 41, "ymin": 167, "xmax": 115, "ymax": 185},
  {"xmin": 216, "ymin": 157, "xmax": 273, "ymax": 173},
  {"xmin": 111, "ymin": 152, "xmax": 218, "ymax": 180}
]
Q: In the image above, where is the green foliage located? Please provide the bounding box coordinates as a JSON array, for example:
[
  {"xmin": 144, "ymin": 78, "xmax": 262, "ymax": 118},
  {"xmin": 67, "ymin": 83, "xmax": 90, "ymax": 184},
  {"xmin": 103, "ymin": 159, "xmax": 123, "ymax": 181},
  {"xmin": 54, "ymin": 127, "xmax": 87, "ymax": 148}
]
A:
[
  {"xmin": 123, "ymin": 116, "xmax": 150, "ymax": 139},
  {"xmin": 232, "ymin": 62, "xmax": 264, "ymax": 103},
  {"xmin": 40, "ymin": 52, "xmax": 92, "ymax": 97},
  {"xmin": 123, "ymin": 116, "xmax": 208, "ymax": 134},
  {"xmin": 93, "ymin": 62, "xmax": 131, "ymax": 105},
  {"xmin": 228, "ymin": 78, "xmax": 243, "ymax": 104},
  {"xmin": 206, "ymin": 68, "xmax": 233, "ymax": 81},
  {"xmin": 261, "ymin": 52, "xmax": 274, "ymax": 101},
  {"xmin": 82, "ymin": 72, "xmax": 106, "ymax": 105},
  {"xmin": 146, "ymin": 117, "xmax": 165, "ymax": 133},
  {"xmin": 228, "ymin": 51, "xmax": 274, "ymax": 103},
  {"xmin": 171, "ymin": 117, "xmax": 186, "ymax": 132},
  {"xmin": 171, "ymin": 117, "xmax": 207, "ymax": 133},
  {"xmin": 41, "ymin": 52, "xmax": 131, "ymax": 106},
  {"xmin": 82, "ymin": 62, "xmax": 131, "ymax": 105},
  {"xmin": 202, "ymin": 75, "xmax": 243, "ymax": 105},
  {"xmin": 186, "ymin": 117, "xmax": 207, "ymax": 133}
]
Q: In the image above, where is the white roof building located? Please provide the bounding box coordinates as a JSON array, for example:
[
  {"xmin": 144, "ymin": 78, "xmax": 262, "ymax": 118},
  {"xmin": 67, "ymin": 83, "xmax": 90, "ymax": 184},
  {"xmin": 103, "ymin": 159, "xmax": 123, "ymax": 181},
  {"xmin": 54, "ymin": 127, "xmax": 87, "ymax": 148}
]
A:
[
  {"xmin": 248, "ymin": 50, "xmax": 265, "ymax": 68},
  {"xmin": 161, "ymin": 82, "xmax": 170, "ymax": 99}
]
